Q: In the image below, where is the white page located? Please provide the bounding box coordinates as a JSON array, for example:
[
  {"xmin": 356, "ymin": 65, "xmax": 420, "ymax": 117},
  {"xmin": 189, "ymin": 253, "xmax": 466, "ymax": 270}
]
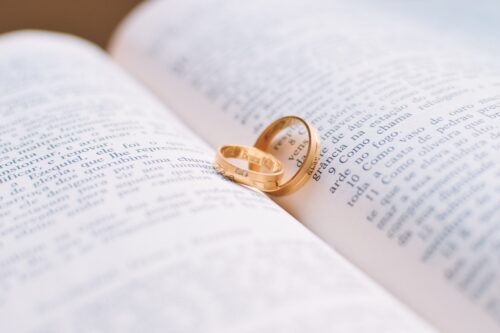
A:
[
  {"xmin": 0, "ymin": 32, "xmax": 433, "ymax": 332},
  {"xmin": 111, "ymin": 1, "xmax": 500, "ymax": 332}
]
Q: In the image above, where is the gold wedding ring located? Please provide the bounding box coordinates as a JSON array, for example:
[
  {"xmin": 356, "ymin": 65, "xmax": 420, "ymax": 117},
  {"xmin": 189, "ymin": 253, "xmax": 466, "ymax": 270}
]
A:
[
  {"xmin": 214, "ymin": 145, "xmax": 284, "ymax": 191},
  {"xmin": 249, "ymin": 116, "xmax": 320, "ymax": 196}
]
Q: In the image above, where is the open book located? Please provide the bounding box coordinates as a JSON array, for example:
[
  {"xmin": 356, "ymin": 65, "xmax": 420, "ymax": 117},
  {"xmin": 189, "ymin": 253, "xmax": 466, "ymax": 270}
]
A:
[{"xmin": 1, "ymin": 0, "xmax": 499, "ymax": 332}]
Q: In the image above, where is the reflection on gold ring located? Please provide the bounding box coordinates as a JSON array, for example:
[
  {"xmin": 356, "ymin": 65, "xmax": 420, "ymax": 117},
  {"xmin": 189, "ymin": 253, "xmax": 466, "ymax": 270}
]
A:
[
  {"xmin": 214, "ymin": 144, "xmax": 284, "ymax": 192},
  {"xmin": 250, "ymin": 116, "xmax": 320, "ymax": 196}
]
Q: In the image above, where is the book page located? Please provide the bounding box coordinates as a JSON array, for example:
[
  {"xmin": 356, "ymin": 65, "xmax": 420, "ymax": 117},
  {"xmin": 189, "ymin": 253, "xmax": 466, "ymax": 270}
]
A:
[
  {"xmin": 110, "ymin": 1, "xmax": 500, "ymax": 332},
  {"xmin": 0, "ymin": 32, "xmax": 432, "ymax": 332}
]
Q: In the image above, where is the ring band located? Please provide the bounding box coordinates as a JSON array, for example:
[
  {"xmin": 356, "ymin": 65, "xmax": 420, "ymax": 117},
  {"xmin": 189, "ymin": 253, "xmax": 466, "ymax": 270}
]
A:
[
  {"xmin": 249, "ymin": 116, "xmax": 320, "ymax": 196},
  {"xmin": 214, "ymin": 145, "xmax": 284, "ymax": 191}
]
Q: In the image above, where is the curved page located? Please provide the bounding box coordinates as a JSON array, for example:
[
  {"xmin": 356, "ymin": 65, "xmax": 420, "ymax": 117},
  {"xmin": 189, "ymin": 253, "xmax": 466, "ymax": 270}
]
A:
[
  {"xmin": 0, "ymin": 32, "xmax": 431, "ymax": 332},
  {"xmin": 111, "ymin": 1, "xmax": 500, "ymax": 332}
]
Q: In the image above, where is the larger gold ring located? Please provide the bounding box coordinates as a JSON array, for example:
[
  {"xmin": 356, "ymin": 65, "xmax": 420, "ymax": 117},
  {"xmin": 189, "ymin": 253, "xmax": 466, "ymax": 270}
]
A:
[
  {"xmin": 250, "ymin": 116, "xmax": 320, "ymax": 196},
  {"xmin": 214, "ymin": 144, "xmax": 284, "ymax": 191}
]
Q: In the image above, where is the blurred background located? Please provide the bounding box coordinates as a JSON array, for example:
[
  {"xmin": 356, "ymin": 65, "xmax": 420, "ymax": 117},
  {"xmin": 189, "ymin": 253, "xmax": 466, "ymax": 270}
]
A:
[
  {"xmin": 0, "ymin": 0, "xmax": 499, "ymax": 52},
  {"xmin": 0, "ymin": 0, "xmax": 143, "ymax": 47}
]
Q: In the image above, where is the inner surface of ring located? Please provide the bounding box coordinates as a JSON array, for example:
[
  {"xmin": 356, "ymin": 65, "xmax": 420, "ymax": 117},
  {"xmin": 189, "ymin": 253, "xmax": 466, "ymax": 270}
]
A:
[
  {"xmin": 221, "ymin": 146, "xmax": 281, "ymax": 172},
  {"xmin": 248, "ymin": 116, "xmax": 320, "ymax": 196},
  {"xmin": 262, "ymin": 118, "xmax": 301, "ymax": 146},
  {"xmin": 251, "ymin": 118, "xmax": 310, "ymax": 177}
]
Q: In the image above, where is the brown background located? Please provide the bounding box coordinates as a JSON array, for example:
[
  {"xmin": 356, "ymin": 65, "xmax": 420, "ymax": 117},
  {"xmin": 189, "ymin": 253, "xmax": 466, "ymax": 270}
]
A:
[{"xmin": 0, "ymin": 0, "xmax": 143, "ymax": 48}]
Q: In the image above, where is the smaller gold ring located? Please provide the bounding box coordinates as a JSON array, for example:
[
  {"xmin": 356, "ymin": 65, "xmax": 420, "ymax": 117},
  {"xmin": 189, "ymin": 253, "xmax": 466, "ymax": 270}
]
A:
[
  {"xmin": 214, "ymin": 145, "xmax": 284, "ymax": 191},
  {"xmin": 250, "ymin": 116, "xmax": 320, "ymax": 196}
]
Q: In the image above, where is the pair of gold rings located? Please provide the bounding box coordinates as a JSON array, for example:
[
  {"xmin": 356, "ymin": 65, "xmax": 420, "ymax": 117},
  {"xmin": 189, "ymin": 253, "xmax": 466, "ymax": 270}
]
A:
[{"xmin": 214, "ymin": 116, "xmax": 320, "ymax": 196}]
